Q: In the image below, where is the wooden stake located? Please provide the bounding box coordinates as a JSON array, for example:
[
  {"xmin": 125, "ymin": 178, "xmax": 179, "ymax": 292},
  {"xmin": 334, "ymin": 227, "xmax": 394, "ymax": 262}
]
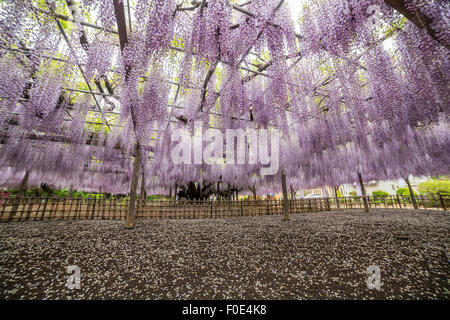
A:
[{"xmin": 438, "ymin": 193, "xmax": 446, "ymax": 211}]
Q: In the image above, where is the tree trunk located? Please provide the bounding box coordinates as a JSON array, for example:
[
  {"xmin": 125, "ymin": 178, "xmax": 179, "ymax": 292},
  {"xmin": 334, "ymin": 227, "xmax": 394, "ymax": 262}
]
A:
[
  {"xmin": 19, "ymin": 170, "xmax": 30, "ymax": 193},
  {"xmin": 140, "ymin": 171, "xmax": 146, "ymax": 199},
  {"xmin": 281, "ymin": 169, "xmax": 290, "ymax": 221},
  {"xmin": 384, "ymin": 0, "xmax": 449, "ymax": 49},
  {"xmin": 357, "ymin": 171, "xmax": 370, "ymax": 213},
  {"xmin": 125, "ymin": 144, "xmax": 142, "ymax": 229},
  {"xmin": 289, "ymin": 185, "xmax": 296, "ymax": 199},
  {"xmin": 404, "ymin": 176, "xmax": 418, "ymax": 209},
  {"xmin": 250, "ymin": 185, "xmax": 257, "ymax": 200}
]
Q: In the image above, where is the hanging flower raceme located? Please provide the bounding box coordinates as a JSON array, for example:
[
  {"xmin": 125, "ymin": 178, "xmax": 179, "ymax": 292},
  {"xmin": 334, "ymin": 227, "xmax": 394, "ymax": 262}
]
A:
[
  {"xmin": 188, "ymin": 0, "xmax": 233, "ymax": 65},
  {"xmin": 85, "ymin": 36, "xmax": 116, "ymax": 81},
  {"xmin": 0, "ymin": 0, "xmax": 448, "ymax": 194},
  {"xmin": 137, "ymin": 0, "xmax": 177, "ymax": 60},
  {"xmin": 0, "ymin": 55, "xmax": 28, "ymax": 128},
  {"xmin": 80, "ymin": 0, "xmax": 116, "ymax": 30},
  {"xmin": 300, "ymin": 0, "xmax": 388, "ymax": 56},
  {"xmin": 21, "ymin": 66, "xmax": 63, "ymax": 132},
  {"xmin": 134, "ymin": 67, "xmax": 169, "ymax": 144}
]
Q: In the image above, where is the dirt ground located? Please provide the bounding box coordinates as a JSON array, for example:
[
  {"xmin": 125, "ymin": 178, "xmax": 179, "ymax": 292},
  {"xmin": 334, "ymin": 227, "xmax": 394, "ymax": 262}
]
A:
[{"xmin": 0, "ymin": 209, "xmax": 448, "ymax": 299}]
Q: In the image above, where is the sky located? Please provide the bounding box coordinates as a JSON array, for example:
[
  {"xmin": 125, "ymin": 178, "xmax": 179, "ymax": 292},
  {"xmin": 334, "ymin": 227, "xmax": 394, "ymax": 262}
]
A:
[
  {"xmin": 286, "ymin": 0, "xmax": 304, "ymax": 22},
  {"xmin": 286, "ymin": 0, "xmax": 305, "ymax": 34}
]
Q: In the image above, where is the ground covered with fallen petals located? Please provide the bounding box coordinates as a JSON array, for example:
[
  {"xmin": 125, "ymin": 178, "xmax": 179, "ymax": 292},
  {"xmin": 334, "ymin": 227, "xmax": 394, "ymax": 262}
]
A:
[{"xmin": 0, "ymin": 209, "xmax": 448, "ymax": 299}]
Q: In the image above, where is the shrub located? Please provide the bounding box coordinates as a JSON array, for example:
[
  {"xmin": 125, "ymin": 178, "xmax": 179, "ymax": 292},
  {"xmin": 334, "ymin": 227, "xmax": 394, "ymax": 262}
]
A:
[
  {"xmin": 417, "ymin": 179, "xmax": 450, "ymax": 197},
  {"xmin": 54, "ymin": 188, "xmax": 68, "ymax": 198},
  {"xmin": 396, "ymin": 187, "xmax": 416, "ymax": 198},
  {"xmin": 147, "ymin": 195, "xmax": 165, "ymax": 200},
  {"xmin": 349, "ymin": 191, "xmax": 357, "ymax": 198},
  {"xmin": 370, "ymin": 190, "xmax": 388, "ymax": 204},
  {"xmin": 72, "ymin": 191, "xmax": 90, "ymax": 199},
  {"xmin": 372, "ymin": 190, "xmax": 389, "ymax": 199}
]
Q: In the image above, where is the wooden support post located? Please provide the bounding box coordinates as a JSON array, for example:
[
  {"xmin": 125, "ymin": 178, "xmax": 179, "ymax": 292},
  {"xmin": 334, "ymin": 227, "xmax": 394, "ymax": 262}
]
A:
[
  {"xmin": 210, "ymin": 199, "xmax": 213, "ymax": 217},
  {"xmin": 1, "ymin": 196, "xmax": 8, "ymax": 220},
  {"xmin": 35, "ymin": 198, "xmax": 42, "ymax": 221},
  {"xmin": 51, "ymin": 197, "xmax": 58, "ymax": 219},
  {"xmin": 26, "ymin": 198, "xmax": 34, "ymax": 220},
  {"xmin": 68, "ymin": 197, "xmax": 74, "ymax": 219},
  {"xmin": 77, "ymin": 195, "xmax": 82, "ymax": 219},
  {"xmin": 86, "ymin": 195, "xmax": 91, "ymax": 219},
  {"xmin": 438, "ymin": 193, "xmax": 446, "ymax": 211},
  {"xmin": 357, "ymin": 171, "xmax": 369, "ymax": 213},
  {"xmin": 281, "ymin": 169, "xmax": 290, "ymax": 221},
  {"xmin": 92, "ymin": 196, "xmax": 96, "ymax": 219},
  {"xmin": 100, "ymin": 196, "xmax": 105, "ymax": 219}
]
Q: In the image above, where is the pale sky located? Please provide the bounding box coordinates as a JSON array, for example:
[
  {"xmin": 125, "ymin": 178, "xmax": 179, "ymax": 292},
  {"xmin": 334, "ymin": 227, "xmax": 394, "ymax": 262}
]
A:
[
  {"xmin": 286, "ymin": 0, "xmax": 304, "ymax": 32},
  {"xmin": 286, "ymin": 0, "xmax": 304, "ymax": 21}
]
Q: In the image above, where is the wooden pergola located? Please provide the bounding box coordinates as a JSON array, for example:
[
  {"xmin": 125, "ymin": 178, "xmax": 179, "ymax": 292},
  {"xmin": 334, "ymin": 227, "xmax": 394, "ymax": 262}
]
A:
[{"xmin": 0, "ymin": 0, "xmax": 443, "ymax": 227}]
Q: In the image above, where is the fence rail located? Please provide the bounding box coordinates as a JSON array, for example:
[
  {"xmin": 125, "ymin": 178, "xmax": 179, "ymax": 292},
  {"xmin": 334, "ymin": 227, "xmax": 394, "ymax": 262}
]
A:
[
  {"xmin": 329, "ymin": 194, "xmax": 448, "ymax": 211},
  {"xmin": 0, "ymin": 195, "xmax": 447, "ymax": 222}
]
